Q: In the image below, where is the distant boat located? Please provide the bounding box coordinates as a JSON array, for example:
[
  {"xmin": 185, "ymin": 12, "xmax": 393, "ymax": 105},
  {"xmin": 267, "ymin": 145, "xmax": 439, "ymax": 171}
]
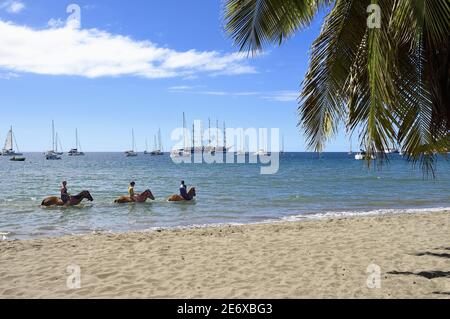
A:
[
  {"xmin": 10, "ymin": 156, "xmax": 25, "ymax": 162},
  {"xmin": 348, "ymin": 136, "xmax": 353, "ymax": 155},
  {"xmin": 46, "ymin": 121, "xmax": 61, "ymax": 160},
  {"xmin": 254, "ymin": 129, "xmax": 270, "ymax": 156},
  {"xmin": 2, "ymin": 126, "xmax": 23, "ymax": 157},
  {"xmin": 149, "ymin": 129, "xmax": 164, "ymax": 156},
  {"xmin": 171, "ymin": 113, "xmax": 191, "ymax": 158},
  {"xmin": 68, "ymin": 129, "xmax": 85, "ymax": 156},
  {"xmin": 236, "ymin": 130, "xmax": 246, "ymax": 155},
  {"xmin": 125, "ymin": 129, "xmax": 138, "ymax": 157},
  {"xmin": 355, "ymin": 151, "xmax": 376, "ymax": 160},
  {"xmin": 280, "ymin": 134, "xmax": 285, "ymax": 154}
]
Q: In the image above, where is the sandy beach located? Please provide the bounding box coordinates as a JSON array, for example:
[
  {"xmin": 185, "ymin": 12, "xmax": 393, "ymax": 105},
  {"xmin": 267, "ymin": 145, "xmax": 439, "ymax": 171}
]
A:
[{"xmin": 1, "ymin": 211, "xmax": 449, "ymax": 299}]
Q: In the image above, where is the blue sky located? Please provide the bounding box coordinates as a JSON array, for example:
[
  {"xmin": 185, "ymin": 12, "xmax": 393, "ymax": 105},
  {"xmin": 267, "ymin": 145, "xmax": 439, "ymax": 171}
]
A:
[{"xmin": 0, "ymin": 0, "xmax": 349, "ymax": 152}]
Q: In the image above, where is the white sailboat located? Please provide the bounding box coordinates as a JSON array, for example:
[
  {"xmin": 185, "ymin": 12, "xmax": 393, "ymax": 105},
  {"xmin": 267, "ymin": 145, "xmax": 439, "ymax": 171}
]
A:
[
  {"xmin": 355, "ymin": 151, "xmax": 376, "ymax": 160},
  {"xmin": 68, "ymin": 129, "xmax": 85, "ymax": 156},
  {"xmin": 150, "ymin": 129, "xmax": 164, "ymax": 156},
  {"xmin": 171, "ymin": 113, "xmax": 190, "ymax": 157},
  {"xmin": 236, "ymin": 130, "xmax": 246, "ymax": 155},
  {"xmin": 46, "ymin": 121, "xmax": 61, "ymax": 160},
  {"xmin": 125, "ymin": 129, "xmax": 138, "ymax": 157},
  {"xmin": 2, "ymin": 126, "xmax": 23, "ymax": 156},
  {"xmin": 254, "ymin": 129, "xmax": 270, "ymax": 156}
]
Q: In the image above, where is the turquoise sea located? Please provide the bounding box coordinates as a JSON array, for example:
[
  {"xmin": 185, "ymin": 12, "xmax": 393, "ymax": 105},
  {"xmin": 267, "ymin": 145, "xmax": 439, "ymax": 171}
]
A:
[{"xmin": 0, "ymin": 152, "xmax": 449, "ymax": 240}]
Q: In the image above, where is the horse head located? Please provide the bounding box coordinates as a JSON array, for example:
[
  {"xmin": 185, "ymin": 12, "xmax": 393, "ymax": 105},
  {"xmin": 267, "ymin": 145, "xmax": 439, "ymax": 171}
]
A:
[
  {"xmin": 190, "ymin": 187, "xmax": 196, "ymax": 198},
  {"xmin": 83, "ymin": 191, "xmax": 94, "ymax": 201},
  {"xmin": 143, "ymin": 189, "xmax": 155, "ymax": 200}
]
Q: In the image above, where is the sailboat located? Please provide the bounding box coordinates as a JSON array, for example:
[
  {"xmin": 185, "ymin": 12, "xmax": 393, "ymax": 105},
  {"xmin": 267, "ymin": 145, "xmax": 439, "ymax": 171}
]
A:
[
  {"xmin": 171, "ymin": 113, "xmax": 190, "ymax": 157},
  {"xmin": 280, "ymin": 134, "xmax": 285, "ymax": 154},
  {"xmin": 144, "ymin": 139, "xmax": 150, "ymax": 155},
  {"xmin": 348, "ymin": 136, "xmax": 353, "ymax": 155},
  {"xmin": 125, "ymin": 129, "xmax": 138, "ymax": 157},
  {"xmin": 254, "ymin": 129, "xmax": 270, "ymax": 156},
  {"xmin": 2, "ymin": 126, "xmax": 25, "ymax": 161},
  {"xmin": 151, "ymin": 129, "xmax": 164, "ymax": 156},
  {"xmin": 46, "ymin": 121, "xmax": 62, "ymax": 160},
  {"xmin": 236, "ymin": 130, "xmax": 246, "ymax": 155},
  {"xmin": 68, "ymin": 129, "xmax": 85, "ymax": 156},
  {"xmin": 2, "ymin": 126, "xmax": 23, "ymax": 156}
]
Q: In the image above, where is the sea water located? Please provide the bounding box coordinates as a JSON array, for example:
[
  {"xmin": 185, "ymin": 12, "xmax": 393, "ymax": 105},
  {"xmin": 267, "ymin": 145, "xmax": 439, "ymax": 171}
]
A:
[{"xmin": 0, "ymin": 152, "xmax": 449, "ymax": 240}]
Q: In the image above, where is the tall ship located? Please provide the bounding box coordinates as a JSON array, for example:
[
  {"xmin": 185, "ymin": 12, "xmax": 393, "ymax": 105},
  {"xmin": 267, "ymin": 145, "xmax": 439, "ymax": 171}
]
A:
[{"xmin": 68, "ymin": 129, "xmax": 85, "ymax": 156}]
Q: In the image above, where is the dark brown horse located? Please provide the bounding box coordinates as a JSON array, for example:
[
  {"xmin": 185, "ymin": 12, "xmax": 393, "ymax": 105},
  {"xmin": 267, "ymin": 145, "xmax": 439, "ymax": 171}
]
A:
[
  {"xmin": 168, "ymin": 187, "xmax": 196, "ymax": 202},
  {"xmin": 114, "ymin": 189, "xmax": 155, "ymax": 204},
  {"xmin": 41, "ymin": 191, "xmax": 94, "ymax": 207}
]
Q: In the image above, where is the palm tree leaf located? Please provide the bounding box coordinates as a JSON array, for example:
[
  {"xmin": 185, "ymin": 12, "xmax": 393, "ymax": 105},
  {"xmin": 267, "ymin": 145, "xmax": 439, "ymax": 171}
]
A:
[{"xmin": 223, "ymin": 0, "xmax": 330, "ymax": 54}]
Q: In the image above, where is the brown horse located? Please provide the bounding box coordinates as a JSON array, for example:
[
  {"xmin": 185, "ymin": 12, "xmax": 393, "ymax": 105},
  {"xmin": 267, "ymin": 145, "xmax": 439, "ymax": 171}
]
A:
[
  {"xmin": 114, "ymin": 189, "xmax": 155, "ymax": 204},
  {"xmin": 41, "ymin": 191, "xmax": 94, "ymax": 207},
  {"xmin": 168, "ymin": 187, "xmax": 196, "ymax": 202}
]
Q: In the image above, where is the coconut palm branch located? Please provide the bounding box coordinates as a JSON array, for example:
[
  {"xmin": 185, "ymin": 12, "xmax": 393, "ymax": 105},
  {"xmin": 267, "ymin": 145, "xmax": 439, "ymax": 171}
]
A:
[{"xmin": 223, "ymin": 0, "xmax": 449, "ymax": 175}]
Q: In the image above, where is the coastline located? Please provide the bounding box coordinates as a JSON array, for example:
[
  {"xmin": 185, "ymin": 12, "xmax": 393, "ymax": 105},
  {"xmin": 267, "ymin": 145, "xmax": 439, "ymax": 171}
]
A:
[{"xmin": 1, "ymin": 210, "xmax": 449, "ymax": 298}]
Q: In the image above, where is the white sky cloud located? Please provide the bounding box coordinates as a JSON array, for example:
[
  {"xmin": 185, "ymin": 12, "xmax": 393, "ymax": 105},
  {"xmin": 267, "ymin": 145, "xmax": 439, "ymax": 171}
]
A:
[
  {"xmin": 0, "ymin": 19, "xmax": 256, "ymax": 79},
  {"xmin": 169, "ymin": 87, "xmax": 298, "ymax": 102},
  {"xmin": 0, "ymin": 1, "xmax": 25, "ymax": 13}
]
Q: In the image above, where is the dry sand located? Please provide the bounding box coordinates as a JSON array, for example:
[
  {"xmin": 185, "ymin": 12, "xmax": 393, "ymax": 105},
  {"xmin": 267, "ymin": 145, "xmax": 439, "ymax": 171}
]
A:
[{"xmin": 1, "ymin": 211, "xmax": 450, "ymax": 299}]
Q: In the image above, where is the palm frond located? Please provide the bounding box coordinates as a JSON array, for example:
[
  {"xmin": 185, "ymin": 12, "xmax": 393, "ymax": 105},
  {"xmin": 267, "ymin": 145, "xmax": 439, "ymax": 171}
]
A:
[
  {"xmin": 224, "ymin": 0, "xmax": 330, "ymax": 54},
  {"xmin": 299, "ymin": 0, "xmax": 369, "ymax": 152}
]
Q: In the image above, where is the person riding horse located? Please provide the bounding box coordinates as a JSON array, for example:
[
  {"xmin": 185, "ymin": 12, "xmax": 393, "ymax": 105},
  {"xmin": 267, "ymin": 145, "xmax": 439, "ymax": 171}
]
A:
[
  {"xmin": 179, "ymin": 181, "xmax": 193, "ymax": 201},
  {"xmin": 128, "ymin": 181, "xmax": 136, "ymax": 202},
  {"xmin": 61, "ymin": 181, "xmax": 70, "ymax": 204}
]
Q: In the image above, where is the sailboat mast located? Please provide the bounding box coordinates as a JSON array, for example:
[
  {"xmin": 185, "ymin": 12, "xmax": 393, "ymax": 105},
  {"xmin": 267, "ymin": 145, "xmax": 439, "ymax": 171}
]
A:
[
  {"xmin": 10, "ymin": 126, "xmax": 13, "ymax": 150},
  {"xmin": 182, "ymin": 112, "xmax": 187, "ymax": 150},
  {"xmin": 192, "ymin": 123, "xmax": 195, "ymax": 150},
  {"xmin": 216, "ymin": 120, "xmax": 219, "ymax": 148},
  {"xmin": 56, "ymin": 132, "xmax": 59, "ymax": 152},
  {"xmin": 158, "ymin": 129, "xmax": 162, "ymax": 152},
  {"xmin": 223, "ymin": 122, "xmax": 226, "ymax": 150},
  {"xmin": 132, "ymin": 129, "xmax": 135, "ymax": 151},
  {"xmin": 52, "ymin": 120, "xmax": 55, "ymax": 151},
  {"xmin": 208, "ymin": 118, "xmax": 211, "ymax": 146}
]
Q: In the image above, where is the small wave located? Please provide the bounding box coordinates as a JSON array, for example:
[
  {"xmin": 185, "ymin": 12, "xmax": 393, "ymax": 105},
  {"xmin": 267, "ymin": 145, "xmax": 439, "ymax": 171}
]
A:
[{"xmin": 279, "ymin": 206, "xmax": 450, "ymax": 222}]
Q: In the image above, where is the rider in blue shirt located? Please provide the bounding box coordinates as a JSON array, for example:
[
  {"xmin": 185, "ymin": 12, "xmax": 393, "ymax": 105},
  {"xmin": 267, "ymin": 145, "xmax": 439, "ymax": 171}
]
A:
[{"xmin": 179, "ymin": 181, "xmax": 192, "ymax": 201}]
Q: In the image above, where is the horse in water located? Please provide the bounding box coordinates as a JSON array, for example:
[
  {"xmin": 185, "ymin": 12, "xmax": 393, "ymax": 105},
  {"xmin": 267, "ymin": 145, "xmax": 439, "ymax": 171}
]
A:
[
  {"xmin": 168, "ymin": 187, "xmax": 196, "ymax": 202},
  {"xmin": 41, "ymin": 191, "xmax": 94, "ymax": 207},
  {"xmin": 114, "ymin": 189, "xmax": 155, "ymax": 204}
]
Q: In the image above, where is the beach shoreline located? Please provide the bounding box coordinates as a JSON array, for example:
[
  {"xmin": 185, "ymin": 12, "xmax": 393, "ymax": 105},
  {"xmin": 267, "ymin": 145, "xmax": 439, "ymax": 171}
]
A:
[{"xmin": 1, "ymin": 210, "xmax": 449, "ymax": 298}]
